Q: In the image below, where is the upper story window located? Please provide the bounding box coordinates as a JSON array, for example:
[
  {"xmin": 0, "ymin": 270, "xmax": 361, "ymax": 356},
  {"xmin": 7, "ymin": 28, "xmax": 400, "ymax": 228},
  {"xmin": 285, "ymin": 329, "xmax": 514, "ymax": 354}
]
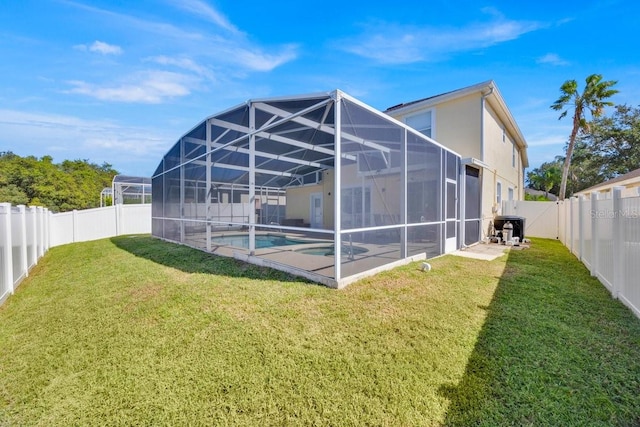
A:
[
  {"xmin": 405, "ymin": 110, "xmax": 433, "ymax": 138},
  {"xmin": 496, "ymin": 181, "xmax": 502, "ymax": 205},
  {"xmin": 512, "ymin": 142, "xmax": 516, "ymax": 167},
  {"xmin": 502, "ymin": 126, "xmax": 506, "ymax": 143},
  {"xmin": 302, "ymin": 171, "xmax": 323, "ymax": 185}
]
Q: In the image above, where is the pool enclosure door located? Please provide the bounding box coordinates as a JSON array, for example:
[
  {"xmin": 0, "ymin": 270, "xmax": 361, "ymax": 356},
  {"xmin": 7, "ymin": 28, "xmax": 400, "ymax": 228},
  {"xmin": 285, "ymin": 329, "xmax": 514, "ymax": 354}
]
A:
[
  {"xmin": 463, "ymin": 165, "xmax": 482, "ymax": 245},
  {"xmin": 310, "ymin": 193, "xmax": 323, "ymax": 229},
  {"xmin": 445, "ymin": 178, "xmax": 457, "ymax": 252}
]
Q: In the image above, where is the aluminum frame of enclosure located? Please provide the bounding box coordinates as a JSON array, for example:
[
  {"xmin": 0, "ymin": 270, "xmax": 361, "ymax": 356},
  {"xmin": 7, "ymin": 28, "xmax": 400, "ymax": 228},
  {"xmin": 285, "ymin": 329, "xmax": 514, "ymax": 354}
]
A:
[
  {"xmin": 102, "ymin": 175, "xmax": 152, "ymax": 206},
  {"xmin": 152, "ymin": 90, "xmax": 464, "ymax": 288}
]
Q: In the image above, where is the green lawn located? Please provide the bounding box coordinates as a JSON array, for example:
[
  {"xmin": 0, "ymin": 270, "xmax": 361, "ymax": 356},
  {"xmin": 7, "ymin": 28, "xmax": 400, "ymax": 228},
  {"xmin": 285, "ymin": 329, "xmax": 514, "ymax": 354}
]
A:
[{"xmin": 1, "ymin": 236, "xmax": 639, "ymax": 426}]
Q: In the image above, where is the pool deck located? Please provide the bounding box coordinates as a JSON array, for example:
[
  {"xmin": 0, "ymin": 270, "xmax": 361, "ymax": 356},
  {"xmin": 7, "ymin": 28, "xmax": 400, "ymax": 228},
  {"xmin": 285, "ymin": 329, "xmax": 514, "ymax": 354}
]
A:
[{"xmin": 181, "ymin": 230, "xmax": 434, "ymax": 287}]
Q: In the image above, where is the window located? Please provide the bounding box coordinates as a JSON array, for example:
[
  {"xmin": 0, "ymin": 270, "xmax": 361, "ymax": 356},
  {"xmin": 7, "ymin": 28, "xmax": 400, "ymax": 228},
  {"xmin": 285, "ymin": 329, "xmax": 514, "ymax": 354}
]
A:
[
  {"xmin": 508, "ymin": 187, "xmax": 514, "ymax": 201},
  {"xmin": 496, "ymin": 182, "xmax": 502, "ymax": 205},
  {"xmin": 502, "ymin": 126, "xmax": 506, "ymax": 143},
  {"xmin": 405, "ymin": 110, "xmax": 433, "ymax": 138},
  {"xmin": 512, "ymin": 143, "xmax": 516, "ymax": 168},
  {"xmin": 302, "ymin": 171, "xmax": 323, "ymax": 185}
]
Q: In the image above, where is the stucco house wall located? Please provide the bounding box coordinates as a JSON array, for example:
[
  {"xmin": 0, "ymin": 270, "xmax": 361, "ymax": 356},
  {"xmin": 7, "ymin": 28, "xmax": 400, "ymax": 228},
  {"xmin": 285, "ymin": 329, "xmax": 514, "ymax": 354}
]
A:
[
  {"xmin": 482, "ymin": 103, "xmax": 525, "ymax": 215},
  {"xmin": 386, "ymin": 80, "xmax": 529, "ymax": 241},
  {"xmin": 433, "ymin": 93, "xmax": 482, "ymax": 159}
]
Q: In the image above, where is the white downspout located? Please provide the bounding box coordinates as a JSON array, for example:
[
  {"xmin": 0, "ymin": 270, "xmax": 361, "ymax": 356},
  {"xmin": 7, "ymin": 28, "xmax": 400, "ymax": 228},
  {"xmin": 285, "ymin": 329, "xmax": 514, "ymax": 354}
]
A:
[
  {"xmin": 480, "ymin": 86, "xmax": 494, "ymax": 236},
  {"xmin": 480, "ymin": 86, "xmax": 494, "ymax": 162}
]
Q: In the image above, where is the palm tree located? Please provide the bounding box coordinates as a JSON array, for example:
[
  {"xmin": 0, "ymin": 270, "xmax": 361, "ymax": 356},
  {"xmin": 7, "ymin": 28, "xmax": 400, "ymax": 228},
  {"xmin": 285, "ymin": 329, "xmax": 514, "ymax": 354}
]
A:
[
  {"xmin": 541, "ymin": 164, "xmax": 561, "ymax": 199},
  {"xmin": 551, "ymin": 74, "xmax": 618, "ymax": 200}
]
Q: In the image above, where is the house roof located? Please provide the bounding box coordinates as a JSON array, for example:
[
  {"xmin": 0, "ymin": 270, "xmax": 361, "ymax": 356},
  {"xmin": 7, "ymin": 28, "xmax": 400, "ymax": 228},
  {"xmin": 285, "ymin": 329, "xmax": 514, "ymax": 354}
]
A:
[
  {"xmin": 577, "ymin": 167, "xmax": 640, "ymax": 194},
  {"xmin": 385, "ymin": 80, "xmax": 529, "ymax": 168}
]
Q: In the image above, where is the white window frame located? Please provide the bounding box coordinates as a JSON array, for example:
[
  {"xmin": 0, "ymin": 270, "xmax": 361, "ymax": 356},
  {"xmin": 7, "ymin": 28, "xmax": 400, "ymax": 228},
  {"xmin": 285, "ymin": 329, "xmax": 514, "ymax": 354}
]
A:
[
  {"xmin": 404, "ymin": 109, "xmax": 435, "ymax": 139},
  {"xmin": 496, "ymin": 181, "xmax": 502, "ymax": 205}
]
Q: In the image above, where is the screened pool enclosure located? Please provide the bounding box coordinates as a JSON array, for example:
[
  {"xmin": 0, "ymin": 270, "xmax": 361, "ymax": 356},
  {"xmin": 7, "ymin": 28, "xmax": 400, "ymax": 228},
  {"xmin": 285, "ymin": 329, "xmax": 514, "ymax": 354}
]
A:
[
  {"xmin": 152, "ymin": 90, "xmax": 475, "ymax": 287},
  {"xmin": 101, "ymin": 175, "xmax": 152, "ymax": 206}
]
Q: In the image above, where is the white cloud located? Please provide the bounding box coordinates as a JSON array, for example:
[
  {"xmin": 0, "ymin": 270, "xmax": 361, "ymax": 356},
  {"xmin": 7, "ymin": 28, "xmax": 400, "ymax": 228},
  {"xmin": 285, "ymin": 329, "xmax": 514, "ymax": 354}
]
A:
[
  {"xmin": 537, "ymin": 53, "xmax": 570, "ymax": 66},
  {"xmin": 232, "ymin": 45, "xmax": 299, "ymax": 72},
  {"xmin": 527, "ymin": 134, "xmax": 567, "ymax": 147},
  {"xmin": 60, "ymin": 1, "xmax": 298, "ymax": 108},
  {"xmin": 63, "ymin": 1, "xmax": 203, "ymax": 40},
  {"xmin": 168, "ymin": 0, "xmax": 239, "ymax": 34},
  {"xmin": 340, "ymin": 11, "xmax": 543, "ymax": 64},
  {"xmin": 0, "ymin": 109, "xmax": 169, "ymax": 169},
  {"xmin": 65, "ymin": 1, "xmax": 297, "ymax": 72},
  {"xmin": 146, "ymin": 56, "xmax": 214, "ymax": 80},
  {"xmin": 90, "ymin": 40, "xmax": 123, "ymax": 55},
  {"xmin": 74, "ymin": 40, "xmax": 123, "ymax": 55},
  {"xmin": 67, "ymin": 71, "xmax": 195, "ymax": 103}
]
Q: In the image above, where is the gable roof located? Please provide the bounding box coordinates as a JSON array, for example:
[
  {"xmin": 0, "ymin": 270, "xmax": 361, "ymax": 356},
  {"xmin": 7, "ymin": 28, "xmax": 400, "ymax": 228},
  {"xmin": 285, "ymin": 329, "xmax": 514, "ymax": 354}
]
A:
[
  {"xmin": 577, "ymin": 167, "xmax": 640, "ymax": 194},
  {"xmin": 385, "ymin": 80, "xmax": 529, "ymax": 168}
]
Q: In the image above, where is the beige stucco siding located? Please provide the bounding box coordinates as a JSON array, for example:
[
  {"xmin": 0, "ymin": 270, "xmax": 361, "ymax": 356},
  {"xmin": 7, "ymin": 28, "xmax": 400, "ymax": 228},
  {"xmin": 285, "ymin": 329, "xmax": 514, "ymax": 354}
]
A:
[
  {"xmin": 432, "ymin": 93, "xmax": 481, "ymax": 159},
  {"xmin": 323, "ymin": 171, "xmax": 335, "ymax": 229},
  {"xmin": 285, "ymin": 185, "xmax": 316, "ymax": 225},
  {"xmin": 388, "ymin": 93, "xmax": 481, "ymax": 160},
  {"xmin": 339, "ymin": 164, "xmax": 402, "ymax": 227},
  {"xmin": 284, "ymin": 170, "xmax": 335, "ymax": 229},
  {"xmin": 483, "ymin": 104, "xmax": 523, "ymax": 201},
  {"xmin": 284, "ymin": 166, "xmax": 405, "ymax": 231}
]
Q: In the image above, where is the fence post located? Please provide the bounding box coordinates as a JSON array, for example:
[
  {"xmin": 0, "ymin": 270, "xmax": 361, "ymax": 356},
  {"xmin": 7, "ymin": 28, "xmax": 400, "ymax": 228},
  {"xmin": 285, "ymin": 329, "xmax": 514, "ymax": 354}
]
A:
[
  {"xmin": 590, "ymin": 192, "xmax": 599, "ymax": 277},
  {"xmin": 72, "ymin": 209, "xmax": 78, "ymax": 243},
  {"xmin": 29, "ymin": 207, "xmax": 37, "ymax": 267},
  {"xmin": 579, "ymin": 195, "xmax": 586, "ymax": 261},
  {"xmin": 44, "ymin": 208, "xmax": 50, "ymax": 251},
  {"xmin": 612, "ymin": 187, "xmax": 624, "ymax": 299},
  {"xmin": 564, "ymin": 200, "xmax": 569, "ymax": 244},
  {"xmin": 569, "ymin": 197, "xmax": 574, "ymax": 255},
  {"xmin": 37, "ymin": 207, "xmax": 44, "ymax": 258},
  {"xmin": 1, "ymin": 203, "xmax": 14, "ymax": 295},
  {"xmin": 18, "ymin": 205, "xmax": 28, "ymax": 278},
  {"xmin": 116, "ymin": 204, "xmax": 122, "ymax": 236}
]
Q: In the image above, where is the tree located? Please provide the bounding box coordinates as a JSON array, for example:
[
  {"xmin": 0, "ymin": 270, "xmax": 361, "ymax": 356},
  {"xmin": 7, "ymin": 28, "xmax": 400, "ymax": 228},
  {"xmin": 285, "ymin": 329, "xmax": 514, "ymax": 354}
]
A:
[
  {"xmin": 0, "ymin": 184, "xmax": 29, "ymax": 205},
  {"xmin": 585, "ymin": 104, "xmax": 640, "ymax": 178},
  {"xmin": 551, "ymin": 74, "xmax": 618, "ymax": 200},
  {"xmin": 527, "ymin": 160, "xmax": 562, "ymax": 198},
  {"xmin": 0, "ymin": 152, "xmax": 118, "ymax": 211}
]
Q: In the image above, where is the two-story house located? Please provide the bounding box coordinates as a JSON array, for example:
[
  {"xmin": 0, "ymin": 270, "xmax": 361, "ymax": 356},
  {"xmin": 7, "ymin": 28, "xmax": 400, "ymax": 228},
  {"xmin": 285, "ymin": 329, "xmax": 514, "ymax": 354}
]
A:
[{"xmin": 385, "ymin": 80, "xmax": 529, "ymax": 244}]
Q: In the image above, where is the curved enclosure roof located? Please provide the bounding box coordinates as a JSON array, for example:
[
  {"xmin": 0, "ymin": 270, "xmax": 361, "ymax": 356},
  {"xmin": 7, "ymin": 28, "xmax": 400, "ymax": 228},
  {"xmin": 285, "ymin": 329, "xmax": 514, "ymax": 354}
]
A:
[
  {"xmin": 113, "ymin": 175, "xmax": 151, "ymax": 185},
  {"xmin": 154, "ymin": 92, "xmax": 342, "ymax": 189}
]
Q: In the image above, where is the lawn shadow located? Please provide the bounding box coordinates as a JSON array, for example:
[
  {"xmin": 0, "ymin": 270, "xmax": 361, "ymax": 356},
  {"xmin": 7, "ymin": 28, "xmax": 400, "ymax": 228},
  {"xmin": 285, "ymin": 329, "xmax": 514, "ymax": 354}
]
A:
[
  {"xmin": 439, "ymin": 240, "xmax": 640, "ymax": 426},
  {"xmin": 110, "ymin": 235, "xmax": 311, "ymax": 284}
]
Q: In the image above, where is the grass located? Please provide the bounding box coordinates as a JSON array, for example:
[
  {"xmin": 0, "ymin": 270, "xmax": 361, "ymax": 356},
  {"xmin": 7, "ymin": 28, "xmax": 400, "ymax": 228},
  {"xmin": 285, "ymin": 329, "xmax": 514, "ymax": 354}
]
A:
[{"xmin": 0, "ymin": 236, "xmax": 639, "ymax": 426}]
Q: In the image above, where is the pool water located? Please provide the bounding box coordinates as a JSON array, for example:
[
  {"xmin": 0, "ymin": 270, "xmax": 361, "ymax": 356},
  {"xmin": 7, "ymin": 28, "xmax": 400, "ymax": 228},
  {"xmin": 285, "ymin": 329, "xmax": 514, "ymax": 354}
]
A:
[{"xmin": 211, "ymin": 234, "xmax": 311, "ymax": 249}]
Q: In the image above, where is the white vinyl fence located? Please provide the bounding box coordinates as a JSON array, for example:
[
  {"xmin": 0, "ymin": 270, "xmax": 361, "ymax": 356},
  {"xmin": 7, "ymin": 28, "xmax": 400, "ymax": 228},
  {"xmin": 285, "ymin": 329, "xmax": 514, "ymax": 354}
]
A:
[
  {"xmin": 0, "ymin": 204, "xmax": 49, "ymax": 305},
  {"xmin": 49, "ymin": 204, "xmax": 151, "ymax": 247},
  {"xmin": 1, "ymin": 203, "xmax": 151, "ymax": 305},
  {"xmin": 503, "ymin": 187, "xmax": 640, "ymax": 319}
]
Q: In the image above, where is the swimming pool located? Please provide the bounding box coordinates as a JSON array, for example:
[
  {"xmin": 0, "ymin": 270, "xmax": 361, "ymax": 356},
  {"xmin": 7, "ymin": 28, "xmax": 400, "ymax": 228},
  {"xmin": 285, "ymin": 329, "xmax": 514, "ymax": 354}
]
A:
[
  {"xmin": 211, "ymin": 234, "xmax": 313, "ymax": 249},
  {"xmin": 294, "ymin": 245, "xmax": 369, "ymax": 257}
]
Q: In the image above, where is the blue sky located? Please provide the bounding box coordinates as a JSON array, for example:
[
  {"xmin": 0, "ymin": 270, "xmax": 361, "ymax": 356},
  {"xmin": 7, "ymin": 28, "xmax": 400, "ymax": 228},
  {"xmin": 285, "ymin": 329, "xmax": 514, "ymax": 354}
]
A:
[{"xmin": 1, "ymin": 0, "xmax": 639, "ymax": 177}]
